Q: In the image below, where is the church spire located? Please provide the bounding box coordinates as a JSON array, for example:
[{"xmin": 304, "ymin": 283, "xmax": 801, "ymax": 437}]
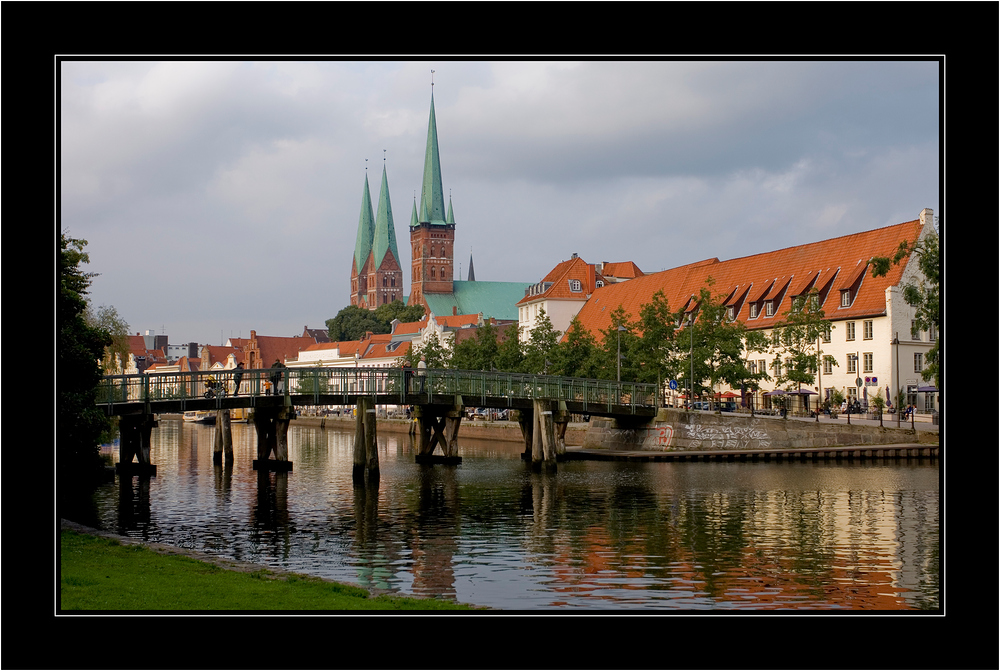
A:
[
  {"xmin": 468, "ymin": 251, "xmax": 476, "ymax": 281},
  {"xmin": 372, "ymin": 161, "xmax": 399, "ymax": 269},
  {"xmin": 418, "ymin": 91, "xmax": 447, "ymax": 226},
  {"xmin": 354, "ymin": 169, "xmax": 374, "ymax": 273}
]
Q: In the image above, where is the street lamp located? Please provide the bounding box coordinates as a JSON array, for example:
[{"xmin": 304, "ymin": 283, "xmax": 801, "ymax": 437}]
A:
[
  {"xmin": 893, "ymin": 333, "xmax": 900, "ymax": 428},
  {"xmin": 616, "ymin": 324, "xmax": 626, "ymax": 382}
]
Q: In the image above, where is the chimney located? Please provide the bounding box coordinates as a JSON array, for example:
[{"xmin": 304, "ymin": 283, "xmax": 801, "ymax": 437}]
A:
[
  {"xmin": 453, "ymin": 305, "xmax": 458, "ymax": 316},
  {"xmin": 920, "ymin": 208, "xmax": 934, "ymax": 228}
]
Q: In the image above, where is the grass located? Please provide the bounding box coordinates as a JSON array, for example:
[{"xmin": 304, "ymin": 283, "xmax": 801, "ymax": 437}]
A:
[{"xmin": 59, "ymin": 530, "xmax": 481, "ymax": 611}]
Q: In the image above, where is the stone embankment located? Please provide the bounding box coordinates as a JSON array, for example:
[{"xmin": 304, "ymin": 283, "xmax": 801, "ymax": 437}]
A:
[{"xmin": 582, "ymin": 408, "xmax": 938, "ymax": 455}]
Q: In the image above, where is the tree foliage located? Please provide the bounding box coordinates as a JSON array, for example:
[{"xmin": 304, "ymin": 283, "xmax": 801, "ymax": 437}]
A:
[
  {"xmin": 86, "ymin": 304, "xmax": 131, "ymax": 374},
  {"xmin": 59, "ymin": 234, "xmax": 112, "ymax": 483},
  {"xmin": 326, "ymin": 301, "xmax": 425, "ymax": 342},
  {"xmin": 769, "ymin": 289, "xmax": 833, "ymax": 390}
]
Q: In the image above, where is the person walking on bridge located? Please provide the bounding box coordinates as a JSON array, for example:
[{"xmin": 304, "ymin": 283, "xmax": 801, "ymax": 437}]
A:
[
  {"xmin": 232, "ymin": 362, "xmax": 244, "ymax": 396},
  {"xmin": 417, "ymin": 355, "xmax": 427, "ymax": 394}
]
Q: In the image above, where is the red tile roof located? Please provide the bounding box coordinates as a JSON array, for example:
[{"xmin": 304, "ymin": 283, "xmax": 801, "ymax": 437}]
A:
[
  {"xmin": 571, "ymin": 219, "xmax": 926, "ymax": 342},
  {"xmin": 517, "ymin": 256, "xmax": 608, "ymax": 306},
  {"xmin": 601, "ymin": 260, "xmax": 644, "ymax": 279}
]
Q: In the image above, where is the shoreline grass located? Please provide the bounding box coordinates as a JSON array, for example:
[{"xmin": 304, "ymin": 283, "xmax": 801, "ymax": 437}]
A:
[{"xmin": 60, "ymin": 530, "xmax": 481, "ymax": 611}]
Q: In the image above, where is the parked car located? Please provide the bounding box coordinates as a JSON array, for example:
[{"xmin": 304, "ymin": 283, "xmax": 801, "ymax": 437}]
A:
[{"xmin": 691, "ymin": 401, "xmax": 712, "ymax": 410}]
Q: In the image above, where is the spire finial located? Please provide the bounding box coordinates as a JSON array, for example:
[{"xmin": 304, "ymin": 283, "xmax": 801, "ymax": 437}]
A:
[{"xmin": 431, "ymin": 69, "xmax": 435, "ymax": 88}]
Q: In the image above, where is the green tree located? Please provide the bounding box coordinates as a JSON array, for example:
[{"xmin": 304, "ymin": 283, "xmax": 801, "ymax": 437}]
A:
[
  {"xmin": 522, "ymin": 309, "xmax": 561, "ymax": 374},
  {"xmin": 872, "ymin": 230, "xmax": 940, "ymax": 388},
  {"xmin": 495, "ymin": 324, "xmax": 525, "ymax": 373},
  {"xmin": 590, "ymin": 306, "xmax": 638, "ymax": 381},
  {"xmin": 59, "ymin": 234, "xmax": 112, "ymax": 485},
  {"xmin": 86, "ymin": 304, "xmax": 131, "ymax": 374},
  {"xmin": 549, "ymin": 316, "xmax": 600, "ymax": 379},
  {"xmin": 768, "ymin": 289, "xmax": 833, "ymax": 391},
  {"xmin": 326, "ymin": 301, "xmax": 425, "ymax": 342},
  {"xmin": 450, "ymin": 320, "xmax": 500, "ymax": 371},
  {"xmin": 405, "ymin": 330, "xmax": 452, "ymax": 369},
  {"xmin": 633, "ymin": 290, "xmax": 679, "ymax": 384}
]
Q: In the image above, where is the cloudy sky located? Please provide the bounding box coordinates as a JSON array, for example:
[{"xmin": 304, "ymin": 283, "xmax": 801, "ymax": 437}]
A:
[{"xmin": 60, "ymin": 59, "xmax": 940, "ymax": 347}]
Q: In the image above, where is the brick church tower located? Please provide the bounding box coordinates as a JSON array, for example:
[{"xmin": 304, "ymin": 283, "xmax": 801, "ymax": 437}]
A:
[
  {"xmin": 407, "ymin": 88, "xmax": 456, "ymax": 310},
  {"xmin": 350, "ymin": 161, "xmax": 403, "ymax": 310}
]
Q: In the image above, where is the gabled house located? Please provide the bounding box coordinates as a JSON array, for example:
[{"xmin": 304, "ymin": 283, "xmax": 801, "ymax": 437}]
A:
[{"xmin": 570, "ymin": 209, "xmax": 939, "ymax": 411}]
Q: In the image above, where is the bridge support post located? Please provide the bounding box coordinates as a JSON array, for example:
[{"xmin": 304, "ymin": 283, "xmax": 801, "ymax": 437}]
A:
[
  {"xmin": 518, "ymin": 408, "xmax": 534, "ymax": 461},
  {"xmin": 213, "ymin": 409, "xmax": 233, "ymax": 465},
  {"xmin": 554, "ymin": 401, "xmax": 569, "ymax": 457},
  {"xmin": 353, "ymin": 397, "xmax": 379, "ymax": 485},
  {"xmin": 532, "ymin": 400, "xmax": 557, "ymax": 470},
  {"xmin": 117, "ymin": 414, "xmax": 157, "ymax": 476},
  {"xmin": 413, "ymin": 396, "xmax": 463, "ymax": 464},
  {"xmin": 252, "ymin": 406, "xmax": 294, "ymax": 471}
]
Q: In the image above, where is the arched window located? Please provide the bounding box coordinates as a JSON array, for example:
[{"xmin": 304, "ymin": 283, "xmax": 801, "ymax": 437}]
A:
[{"xmin": 431, "ymin": 267, "xmax": 437, "ymax": 280}]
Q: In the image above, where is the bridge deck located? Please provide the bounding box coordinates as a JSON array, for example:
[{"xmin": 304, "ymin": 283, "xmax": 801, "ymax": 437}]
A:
[{"xmin": 97, "ymin": 367, "xmax": 658, "ymax": 418}]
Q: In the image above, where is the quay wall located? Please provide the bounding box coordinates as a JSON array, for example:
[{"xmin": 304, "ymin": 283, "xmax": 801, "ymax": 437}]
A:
[{"xmin": 583, "ymin": 409, "xmax": 938, "ymax": 452}]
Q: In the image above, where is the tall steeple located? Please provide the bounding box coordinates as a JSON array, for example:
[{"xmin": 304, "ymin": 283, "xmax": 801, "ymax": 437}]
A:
[
  {"xmin": 417, "ymin": 91, "xmax": 447, "ymax": 226},
  {"xmin": 354, "ymin": 171, "xmax": 374, "ymax": 275},
  {"xmin": 408, "ymin": 77, "xmax": 456, "ymax": 309},
  {"xmin": 373, "ymin": 164, "xmax": 399, "ymax": 270}
]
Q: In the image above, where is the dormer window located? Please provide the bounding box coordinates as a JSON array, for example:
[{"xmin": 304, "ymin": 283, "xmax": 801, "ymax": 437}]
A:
[
  {"xmin": 749, "ymin": 303, "xmax": 758, "ymax": 319},
  {"xmin": 570, "ymin": 279, "xmax": 582, "ymax": 292},
  {"xmin": 596, "ymin": 280, "xmax": 604, "ymax": 288},
  {"xmin": 726, "ymin": 305, "xmax": 735, "ymax": 321},
  {"xmin": 841, "ymin": 290, "xmax": 851, "ymax": 307},
  {"xmin": 765, "ymin": 301, "xmax": 774, "ymax": 316}
]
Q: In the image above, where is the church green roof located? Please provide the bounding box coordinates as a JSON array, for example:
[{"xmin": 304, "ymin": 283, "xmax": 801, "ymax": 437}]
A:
[
  {"xmin": 372, "ymin": 166, "xmax": 399, "ymax": 269},
  {"xmin": 354, "ymin": 173, "xmax": 374, "ymax": 272},
  {"xmin": 423, "ymin": 280, "xmax": 532, "ymax": 322}
]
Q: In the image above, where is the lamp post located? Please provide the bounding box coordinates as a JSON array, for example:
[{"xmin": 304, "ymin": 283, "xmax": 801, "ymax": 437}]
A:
[
  {"xmin": 617, "ymin": 324, "xmax": 626, "ymax": 383},
  {"xmin": 893, "ymin": 333, "xmax": 900, "ymax": 428}
]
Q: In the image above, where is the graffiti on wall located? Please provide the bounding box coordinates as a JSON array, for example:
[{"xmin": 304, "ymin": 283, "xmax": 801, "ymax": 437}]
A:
[
  {"xmin": 683, "ymin": 421, "xmax": 771, "ymax": 450},
  {"xmin": 642, "ymin": 425, "xmax": 675, "ymax": 448}
]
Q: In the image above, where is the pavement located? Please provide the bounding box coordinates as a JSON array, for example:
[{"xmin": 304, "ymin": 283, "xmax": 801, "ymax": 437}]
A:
[{"xmin": 732, "ymin": 411, "xmax": 939, "ymax": 432}]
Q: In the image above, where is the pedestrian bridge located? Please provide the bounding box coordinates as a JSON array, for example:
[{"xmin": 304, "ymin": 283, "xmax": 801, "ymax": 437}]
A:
[
  {"xmin": 96, "ymin": 367, "xmax": 658, "ymax": 419},
  {"xmin": 97, "ymin": 368, "xmax": 658, "ymax": 478}
]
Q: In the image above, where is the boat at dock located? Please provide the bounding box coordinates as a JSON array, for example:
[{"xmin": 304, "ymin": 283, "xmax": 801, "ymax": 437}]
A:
[{"xmin": 183, "ymin": 411, "xmax": 216, "ymax": 424}]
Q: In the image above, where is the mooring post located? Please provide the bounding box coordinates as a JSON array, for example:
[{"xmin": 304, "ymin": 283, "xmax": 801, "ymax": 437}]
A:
[
  {"xmin": 214, "ymin": 409, "xmax": 233, "ymax": 465},
  {"xmin": 252, "ymin": 407, "xmax": 293, "ymax": 471},
  {"xmin": 364, "ymin": 397, "xmax": 379, "ymax": 482},
  {"xmin": 353, "ymin": 397, "xmax": 368, "ymax": 484},
  {"xmin": 518, "ymin": 408, "xmax": 534, "ymax": 461}
]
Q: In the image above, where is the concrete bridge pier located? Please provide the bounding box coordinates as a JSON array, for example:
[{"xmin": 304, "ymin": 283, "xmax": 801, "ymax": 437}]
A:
[
  {"xmin": 116, "ymin": 414, "xmax": 157, "ymax": 475},
  {"xmin": 252, "ymin": 407, "xmax": 295, "ymax": 471},
  {"xmin": 213, "ymin": 409, "xmax": 234, "ymax": 465},
  {"xmin": 353, "ymin": 396, "xmax": 379, "ymax": 485},
  {"xmin": 413, "ymin": 395, "xmax": 463, "ymax": 465}
]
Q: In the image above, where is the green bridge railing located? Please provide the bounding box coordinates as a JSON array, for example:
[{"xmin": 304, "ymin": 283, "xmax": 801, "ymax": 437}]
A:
[{"xmin": 97, "ymin": 367, "xmax": 658, "ymax": 414}]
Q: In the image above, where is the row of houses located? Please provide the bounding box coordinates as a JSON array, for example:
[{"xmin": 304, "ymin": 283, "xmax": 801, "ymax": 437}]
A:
[{"xmin": 120, "ymin": 209, "xmax": 938, "ymax": 414}]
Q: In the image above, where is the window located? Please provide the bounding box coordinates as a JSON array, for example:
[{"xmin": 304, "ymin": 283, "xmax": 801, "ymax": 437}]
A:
[
  {"xmin": 749, "ymin": 303, "xmax": 758, "ymax": 318},
  {"xmin": 773, "ymin": 358, "xmax": 782, "ymax": 376},
  {"xmin": 914, "ymin": 352, "xmax": 924, "ymax": 373},
  {"xmin": 847, "ymin": 353, "xmax": 857, "ymax": 373},
  {"xmin": 863, "ymin": 352, "xmax": 873, "ymax": 373},
  {"xmin": 765, "ymin": 301, "xmax": 774, "ymax": 316},
  {"xmin": 846, "ymin": 322, "xmax": 855, "ymax": 341},
  {"xmin": 911, "ymin": 320, "xmax": 920, "ymax": 340},
  {"xmin": 570, "ymin": 279, "xmax": 582, "ymax": 292},
  {"xmin": 596, "ymin": 280, "xmax": 604, "ymax": 288},
  {"xmin": 841, "ymin": 290, "xmax": 851, "ymax": 307},
  {"xmin": 863, "ymin": 320, "xmax": 873, "ymax": 340},
  {"xmin": 928, "ymin": 324, "xmax": 937, "ymax": 341},
  {"xmin": 822, "ymin": 325, "xmax": 831, "ymax": 343},
  {"xmin": 726, "ymin": 306, "xmax": 735, "ymax": 321},
  {"xmin": 759, "ymin": 360, "xmax": 766, "ymax": 375},
  {"xmin": 823, "ymin": 356, "xmax": 834, "ymax": 375},
  {"xmin": 749, "ymin": 360, "xmax": 757, "ymax": 375}
]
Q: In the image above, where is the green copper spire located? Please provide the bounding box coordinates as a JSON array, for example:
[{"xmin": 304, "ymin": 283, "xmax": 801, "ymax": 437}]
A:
[
  {"xmin": 447, "ymin": 194, "xmax": 455, "ymax": 225},
  {"xmin": 372, "ymin": 165, "xmax": 399, "ymax": 269},
  {"xmin": 419, "ymin": 92, "xmax": 447, "ymax": 225},
  {"xmin": 354, "ymin": 172, "xmax": 374, "ymax": 273}
]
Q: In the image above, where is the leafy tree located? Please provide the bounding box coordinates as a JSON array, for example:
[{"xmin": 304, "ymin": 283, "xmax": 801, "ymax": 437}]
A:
[
  {"xmin": 550, "ymin": 316, "xmax": 600, "ymax": 379},
  {"xmin": 450, "ymin": 320, "xmax": 500, "ymax": 371},
  {"xmin": 589, "ymin": 306, "xmax": 638, "ymax": 381},
  {"xmin": 86, "ymin": 304, "xmax": 131, "ymax": 374},
  {"xmin": 522, "ymin": 309, "xmax": 561, "ymax": 374},
  {"xmin": 495, "ymin": 323, "xmax": 525, "ymax": 373},
  {"xmin": 59, "ymin": 234, "xmax": 112, "ymax": 484},
  {"xmin": 326, "ymin": 301, "xmax": 425, "ymax": 342},
  {"xmin": 872, "ymin": 230, "xmax": 940, "ymax": 388},
  {"xmin": 768, "ymin": 289, "xmax": 833, "ymax": 391},
  {"xmin": 633, "ymin": 290, "xmax": 679, "ymax": 384},
  {"xmin": 403, "ymin": 329, "xmax": 452, "ymax": 369}
]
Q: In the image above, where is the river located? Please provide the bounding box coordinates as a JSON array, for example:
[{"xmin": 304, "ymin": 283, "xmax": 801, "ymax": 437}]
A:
[{"xmin": 72, "ymin": 418, "xmax": 939, "ymax": 611}]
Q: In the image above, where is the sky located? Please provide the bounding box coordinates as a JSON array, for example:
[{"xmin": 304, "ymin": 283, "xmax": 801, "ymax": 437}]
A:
[{"xmin": 60, "ymin": 59, "xmax": 940, "ymax": 347}]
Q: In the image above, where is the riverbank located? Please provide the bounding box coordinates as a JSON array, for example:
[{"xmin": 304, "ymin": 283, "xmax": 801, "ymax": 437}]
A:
[{"xmin": 59, "ymin": 520, "xmax": 484, "ymax": 611}]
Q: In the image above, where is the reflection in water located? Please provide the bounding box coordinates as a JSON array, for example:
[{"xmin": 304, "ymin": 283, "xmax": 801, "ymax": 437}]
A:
[{"xmin": 80, "ymin": 419, "xmax": 939, "ymax": 610}]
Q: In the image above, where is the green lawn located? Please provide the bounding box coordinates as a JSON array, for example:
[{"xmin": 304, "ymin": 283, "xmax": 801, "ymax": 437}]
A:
[{"xmin": 60, "ymin": 530, "xmax": 480, "ymax": 611}]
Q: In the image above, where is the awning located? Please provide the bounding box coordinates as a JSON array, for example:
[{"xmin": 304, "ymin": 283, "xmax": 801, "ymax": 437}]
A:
[{"xmin": 917, "ymin": 386, "xmax": 939, "ymax": 393}]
